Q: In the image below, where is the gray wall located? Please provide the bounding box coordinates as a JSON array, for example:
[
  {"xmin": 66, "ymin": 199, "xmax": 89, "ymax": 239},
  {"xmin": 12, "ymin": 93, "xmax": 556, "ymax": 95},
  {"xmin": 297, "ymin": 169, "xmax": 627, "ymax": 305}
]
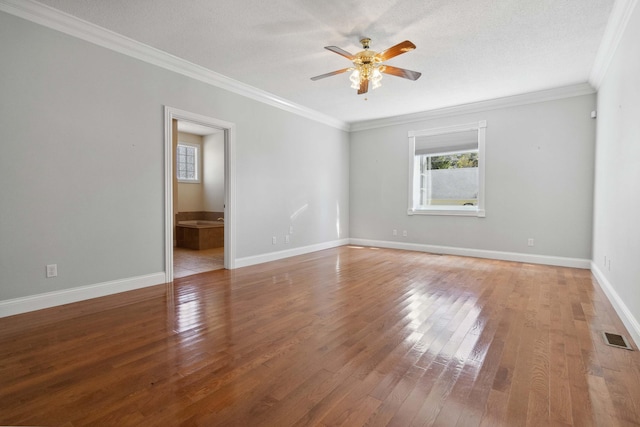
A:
[
  {"xmin": 592, "ymin": 4, "xmax": 640, "ymax": 339},
  {"xmin": 0, "ymin": 12, "xmax": 349, "ymax": 301},
  {"xmin": 350, "ymin": 95, "xmax": 596, "ymax": 259}
]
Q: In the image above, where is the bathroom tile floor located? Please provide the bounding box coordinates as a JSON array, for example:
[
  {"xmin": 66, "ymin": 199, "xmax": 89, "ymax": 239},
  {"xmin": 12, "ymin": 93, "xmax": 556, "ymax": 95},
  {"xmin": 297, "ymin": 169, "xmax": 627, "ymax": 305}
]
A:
[{"xmin": 173, "ymin": 246, "xmax": 224, "ymax": 278}]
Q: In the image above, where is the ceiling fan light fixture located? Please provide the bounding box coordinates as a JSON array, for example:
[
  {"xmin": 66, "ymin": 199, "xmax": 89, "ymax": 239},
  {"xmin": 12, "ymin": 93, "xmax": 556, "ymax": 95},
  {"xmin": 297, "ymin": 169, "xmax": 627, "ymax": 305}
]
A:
[
  {"xmin": 371, "ymin": 67, "xmax": 383, "ymax": 89},
  {"xmin": 349, "ymin": 69, "xmax": 360, "ymax": 89},
  {"xmin": 350, "ymin": 64, "xmax": 383, "ymax": 91},
  {"xmin": 311, "ymin": 38, "xmax": 420, "ymax": 95}
]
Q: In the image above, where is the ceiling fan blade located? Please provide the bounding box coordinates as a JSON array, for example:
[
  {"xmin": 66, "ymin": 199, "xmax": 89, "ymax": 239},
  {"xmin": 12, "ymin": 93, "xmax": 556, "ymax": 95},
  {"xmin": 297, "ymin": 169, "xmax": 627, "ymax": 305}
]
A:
[
  {"xmin": 310, "ymin": 68, "xmax": 351, "ymax": 81},
  {"xmin": 325, "ymin": 46, "xmax": 355, "ymax": 60},
  {"xmin": 357, "ymin": 79, "xmax": 369, "ymax": 95},
  {"xmin": 378, "ymin": 40, "xmax": 416, "ymax": 61},
  {"xmin": 381, "ymin": 65, "xmax": 422, "ymax": 81}
]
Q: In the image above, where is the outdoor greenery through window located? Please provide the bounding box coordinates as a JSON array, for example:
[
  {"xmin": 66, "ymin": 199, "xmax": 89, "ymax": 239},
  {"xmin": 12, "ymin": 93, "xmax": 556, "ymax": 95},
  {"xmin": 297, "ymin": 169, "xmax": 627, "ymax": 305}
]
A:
[
  {"xmin": 177, "ymin": 143, "xmax": 200, "ymax": 183},
  {"xmin": 408, "ymin": 121, "xmax": 486, "ymax": 216}
]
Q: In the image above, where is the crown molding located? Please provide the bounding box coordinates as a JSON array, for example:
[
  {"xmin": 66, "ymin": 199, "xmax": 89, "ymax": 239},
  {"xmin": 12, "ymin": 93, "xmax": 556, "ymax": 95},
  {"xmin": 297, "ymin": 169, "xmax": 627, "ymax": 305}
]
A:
[
  {"xmin": 589, "ymin": 0, "xmax": 638, "ymax": 89},
  {"xmin": 349, "ymin": 83, "xmax": 596, "ymax": 132},
  {"xmin": 0, "ymin": 0, "xmax": 350, "ymax": 131}
]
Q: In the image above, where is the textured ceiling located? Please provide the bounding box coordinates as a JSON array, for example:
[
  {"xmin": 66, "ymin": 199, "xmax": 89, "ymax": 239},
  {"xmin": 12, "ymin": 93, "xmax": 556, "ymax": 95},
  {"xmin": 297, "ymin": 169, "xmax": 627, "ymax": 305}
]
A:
[{"xmin": 35, "ymin": 0, "xmax": 615, "ymax": 124}]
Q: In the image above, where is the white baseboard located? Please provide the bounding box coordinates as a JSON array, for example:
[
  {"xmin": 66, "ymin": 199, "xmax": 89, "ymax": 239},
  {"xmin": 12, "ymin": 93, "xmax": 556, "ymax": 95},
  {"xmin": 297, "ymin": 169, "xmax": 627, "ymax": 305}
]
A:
[
  {"xmin": 348, "ymin": 238, "xmax": 591, "ymax": 269},
  {"xmin": 234, "ymin": 238, "xmax": 350, "ymax": 268},
  {"xmin": 0, "ymin": 272, "xmax": 165, "ymax": 318},
  {"xmin": 591, "ymin": 263, "xmax": 640, "ymax": 348}
]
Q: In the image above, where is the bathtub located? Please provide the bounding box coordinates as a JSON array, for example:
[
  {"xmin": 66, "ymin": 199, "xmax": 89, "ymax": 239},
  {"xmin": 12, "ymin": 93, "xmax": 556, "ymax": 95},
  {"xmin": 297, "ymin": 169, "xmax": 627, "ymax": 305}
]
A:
[{"xmin": 176, "ymin": 220, "xmax": 224, "ymax": 249}]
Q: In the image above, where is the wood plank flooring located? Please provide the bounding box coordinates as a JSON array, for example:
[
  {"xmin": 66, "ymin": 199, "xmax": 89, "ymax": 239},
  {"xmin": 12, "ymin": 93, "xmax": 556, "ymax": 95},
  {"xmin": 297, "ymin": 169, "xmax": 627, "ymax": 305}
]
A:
[{"xmin": 1, "ymin": 246, "xmax": 640, "ymax": 426}]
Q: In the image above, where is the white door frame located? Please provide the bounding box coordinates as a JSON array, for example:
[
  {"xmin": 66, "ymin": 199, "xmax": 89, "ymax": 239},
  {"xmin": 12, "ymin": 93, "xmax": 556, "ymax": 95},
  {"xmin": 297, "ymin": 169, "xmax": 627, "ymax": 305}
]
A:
[{"xmin": 164, "ymin": 106, "xmax": 236, "ymax": 282}]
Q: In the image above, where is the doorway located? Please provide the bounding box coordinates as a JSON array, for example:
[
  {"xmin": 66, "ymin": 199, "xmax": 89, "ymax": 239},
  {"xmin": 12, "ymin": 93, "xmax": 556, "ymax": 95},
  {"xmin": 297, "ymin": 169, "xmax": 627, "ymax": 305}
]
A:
[{"xmin": 164, "ymin": 107, "xmax": 236, "ymax": 282}]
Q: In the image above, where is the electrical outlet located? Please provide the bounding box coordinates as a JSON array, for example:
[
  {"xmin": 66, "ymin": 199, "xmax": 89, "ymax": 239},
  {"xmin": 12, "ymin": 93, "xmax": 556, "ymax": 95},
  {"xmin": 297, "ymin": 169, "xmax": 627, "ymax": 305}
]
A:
[
  {"xmin": 392, "ymin": 229, "xmax": 397, "ymax": 236},
  {"xmin": 46, "ymin": 264, "xmax": 57, "ymax": 278},
  {"xmin": 402, "ymin": 230, "xmax": 408, "ymax": 237},
  {"xmin": 289, "ymin": 225, "xmax": 294, "ymax": 234},
  {"xmin": 527, "ymin": 238, "xmax": 534, "ymax": 247},
  {"xmin": 285, "ymin": 235, "xmax": 290, "ymax": 244},
  {"xmin": 272, "ymin": 236, "xmax": 277, "ymax": 245}
]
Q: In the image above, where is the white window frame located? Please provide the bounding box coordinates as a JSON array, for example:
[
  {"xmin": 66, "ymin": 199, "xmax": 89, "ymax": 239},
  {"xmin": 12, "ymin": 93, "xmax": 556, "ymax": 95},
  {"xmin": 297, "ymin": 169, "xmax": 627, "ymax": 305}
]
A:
[
  {"xmin": 176, "ymin": 142, "xmax": 201, "ymax": 183},
  {"xmin": 408, "ymin": 120, "xmax": 486, "ymax": 217}
]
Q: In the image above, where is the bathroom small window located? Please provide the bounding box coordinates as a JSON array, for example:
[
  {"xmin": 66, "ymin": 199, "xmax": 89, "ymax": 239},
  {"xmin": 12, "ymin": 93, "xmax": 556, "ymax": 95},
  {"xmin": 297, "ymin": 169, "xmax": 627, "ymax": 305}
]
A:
[{"xmin": 177, "ymin": 142, "xmax": 200, "ymax": 183}]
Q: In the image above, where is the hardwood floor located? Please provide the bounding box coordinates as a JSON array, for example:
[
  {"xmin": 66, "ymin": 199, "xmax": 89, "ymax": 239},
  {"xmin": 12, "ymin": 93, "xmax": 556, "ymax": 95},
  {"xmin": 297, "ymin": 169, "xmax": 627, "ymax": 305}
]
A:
[{"xmin": 1, "ymin": 246, "xmax": 639, "ymax": 426}]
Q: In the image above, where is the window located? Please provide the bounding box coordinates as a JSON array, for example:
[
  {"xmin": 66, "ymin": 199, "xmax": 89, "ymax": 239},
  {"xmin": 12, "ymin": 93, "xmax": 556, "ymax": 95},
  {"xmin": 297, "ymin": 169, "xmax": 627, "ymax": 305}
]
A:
[
  {"xmin": 176, "ymin": 142, "xmax": 200, "ymax": 183},
  {"xmin": 408, "ymin": 121, "xmax": 486, "ymax": 217}
]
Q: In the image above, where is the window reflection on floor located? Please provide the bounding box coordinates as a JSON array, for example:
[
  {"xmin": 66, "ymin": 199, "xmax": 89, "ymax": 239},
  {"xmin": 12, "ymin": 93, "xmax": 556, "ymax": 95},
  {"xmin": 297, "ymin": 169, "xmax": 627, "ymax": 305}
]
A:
[{"xmin": 173, "ymin": 246, "xmax": 224, "ymax": 278}]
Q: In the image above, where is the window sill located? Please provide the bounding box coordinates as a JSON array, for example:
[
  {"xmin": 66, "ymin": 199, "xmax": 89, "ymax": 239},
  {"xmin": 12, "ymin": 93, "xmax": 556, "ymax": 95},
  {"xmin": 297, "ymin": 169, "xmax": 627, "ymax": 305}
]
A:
[{"xmin": 408, "ymin": 207, "xmax": 485, "ymax": 217}]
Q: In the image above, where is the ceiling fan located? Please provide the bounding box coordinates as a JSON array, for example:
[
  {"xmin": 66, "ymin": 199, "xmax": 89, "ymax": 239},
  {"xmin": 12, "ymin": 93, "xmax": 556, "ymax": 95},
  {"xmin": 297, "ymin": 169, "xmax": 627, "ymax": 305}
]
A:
[{"xmin": 311, "ymin": 38, "xmax": 422, "ymax": 95}]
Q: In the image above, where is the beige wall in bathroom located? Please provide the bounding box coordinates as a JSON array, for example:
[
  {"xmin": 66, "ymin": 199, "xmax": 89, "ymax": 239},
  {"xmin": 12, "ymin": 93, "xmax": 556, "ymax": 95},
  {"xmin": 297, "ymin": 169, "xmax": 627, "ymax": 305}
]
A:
[{"xmin": 177, "ymin": 131, "xmax": 204, "ymax": 212}]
